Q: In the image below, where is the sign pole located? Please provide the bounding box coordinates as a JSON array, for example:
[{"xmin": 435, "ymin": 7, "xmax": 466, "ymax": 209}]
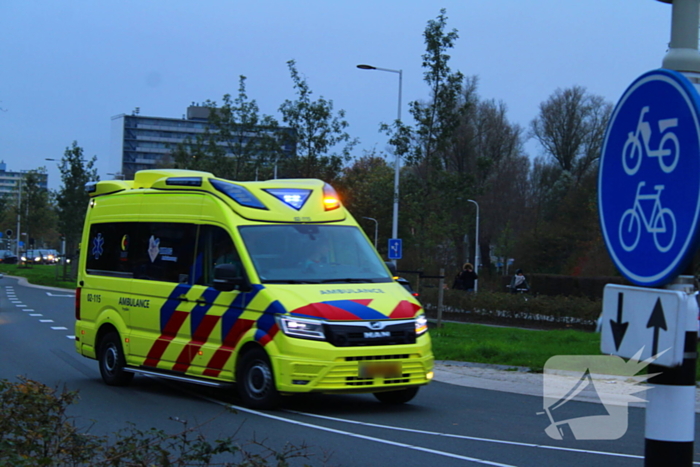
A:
[
  {"xmin": 644, "ymin": 275, "xmax": 697, "ymax": 466},
  {"xmin": 646, "ymin": 2, "xmax": 700, "ymax": 465}
]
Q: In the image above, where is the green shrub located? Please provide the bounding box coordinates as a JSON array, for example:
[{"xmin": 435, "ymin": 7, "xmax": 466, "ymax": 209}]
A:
[{"xmin": 0, "ymin": 377, "xmax": 317, "ymax": 467}]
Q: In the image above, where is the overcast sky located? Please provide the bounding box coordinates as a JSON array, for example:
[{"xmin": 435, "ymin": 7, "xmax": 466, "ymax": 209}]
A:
[{"xmin": 0, "ymin": 1, "xmax": 674, "ymax": 190}]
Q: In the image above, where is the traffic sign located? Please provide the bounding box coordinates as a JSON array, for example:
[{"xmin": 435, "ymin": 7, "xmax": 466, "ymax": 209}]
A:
[
  {"xmin": 599, "ymin": 69, "xmax": 700, "ymax": 287},
  {"xmin": 600, "ymin": 284, "xmax": 687, "ymax": 368},
  {"xmin": 388, "ymin": 238, "xmax": 402, "ymax": 260}
]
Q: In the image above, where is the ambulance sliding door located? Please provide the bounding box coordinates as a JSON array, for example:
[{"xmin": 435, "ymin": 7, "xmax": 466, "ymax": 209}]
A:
[{"xmin": 186, "ymin": 225, "xmax": 248, "ymax": 380}]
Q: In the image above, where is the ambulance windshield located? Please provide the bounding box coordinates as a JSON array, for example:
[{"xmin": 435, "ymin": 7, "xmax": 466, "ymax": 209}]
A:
[{"xmin": 239, "ymin": 225, "xmax": 392, "ymax": 284}]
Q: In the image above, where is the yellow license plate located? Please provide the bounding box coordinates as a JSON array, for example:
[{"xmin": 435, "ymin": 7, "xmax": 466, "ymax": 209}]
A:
[{"xmin": 359, "ymin": 361, "xmax": 402, "ymax": 378}]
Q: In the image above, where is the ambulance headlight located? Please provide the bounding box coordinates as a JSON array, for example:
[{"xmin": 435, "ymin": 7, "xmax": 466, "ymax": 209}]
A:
[
  {"xmin": 415, "ymin": 314, "xmax": 428, "ymax": 336},
  {"xmin": 276, "ymin": 316, "xmax": 325, "ymax": 340}
]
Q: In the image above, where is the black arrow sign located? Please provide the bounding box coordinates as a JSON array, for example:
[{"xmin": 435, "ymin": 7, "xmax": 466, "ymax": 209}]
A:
[
  {"xmin": 646, "ymin": 297, "xmax": 668, "ymax": 357},
  {"xmin": 610, "ymin": 292, "xmax": 629, "ymax": 350}
]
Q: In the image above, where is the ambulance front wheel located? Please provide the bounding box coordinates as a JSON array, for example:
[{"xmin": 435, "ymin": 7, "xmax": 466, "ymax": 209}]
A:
[
  {"xmin": 237, "ymin": 347, "xmax": 280, "ymax": 409},
  {"xmin": 98, "ymin": 332, "xmax": 134, "ymax": 386},
  {"xmin": 373, "ymin": 386, "xmax": 419, "ymax": 404}
]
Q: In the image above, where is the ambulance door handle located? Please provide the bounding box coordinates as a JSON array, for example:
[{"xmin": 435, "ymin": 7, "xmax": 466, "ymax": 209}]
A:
[
  {"xmin": 177, "ymin": 294, "xmax": 189, "ymax": 302},
  {"xmin": 195, "ymin": 299, "xmax": 207, "ymax": 305}
]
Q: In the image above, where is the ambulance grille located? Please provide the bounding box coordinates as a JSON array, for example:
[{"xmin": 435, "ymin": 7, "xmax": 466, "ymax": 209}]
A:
[
  {"xmin": 346, "ymin": 374, "xmax": 411, "ymax": 386},
  {"xmin": 345, "ymin": 354, "xmax": 409, "ymax": 362},
  {"xmin": 323, "ymin": 321, "xmax": 415, "ymax": 347}
]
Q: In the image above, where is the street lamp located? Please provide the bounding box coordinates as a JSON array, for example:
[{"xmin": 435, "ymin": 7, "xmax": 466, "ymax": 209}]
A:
[
  {"xmin": 362, "ymin": 217, "xmax": 379, "ymax": 249},
  {"xmin": 357, "ymin": 64, "xmax": 402, "ymax": 264},
  {"xmin": 467, "ymin": 199, "xmax": 480, "ymax": 293},
  {"xmin": 14, "ymin": 177, "xmax": 21, "ymax": 256}
]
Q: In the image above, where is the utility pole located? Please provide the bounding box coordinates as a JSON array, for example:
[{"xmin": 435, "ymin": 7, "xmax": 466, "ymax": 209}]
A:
[{"xmin": 15, "ymin": 176, "xmax": 22, "ymax": 256}]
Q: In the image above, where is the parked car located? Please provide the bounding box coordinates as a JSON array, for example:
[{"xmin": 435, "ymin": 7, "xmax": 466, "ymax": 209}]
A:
[
  {"xmin": 39, "ymin": 249, "xmax": 59, "ymax": 264},
  {"xmin": 0, "ymin": 250, "xmax": 18, "ymax": 264},
  {"xmin": 21, "ymin": 249, "xmax": 57, "ymax": 264}
]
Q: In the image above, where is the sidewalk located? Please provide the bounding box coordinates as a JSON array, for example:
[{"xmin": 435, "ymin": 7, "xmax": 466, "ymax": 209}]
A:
[{"xmin": 433, "ymin": 360, "xmax": 700, "ymax": 412}]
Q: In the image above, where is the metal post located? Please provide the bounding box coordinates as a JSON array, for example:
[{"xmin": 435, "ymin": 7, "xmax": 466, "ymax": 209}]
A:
[
  {"xmin": 15, "ymin": 177, "xmax": 21, "ymax": 257},
  {"xmin": 437, "ymin": 268, "xmax": 445, "ymax": 328},
  {"xmin": 659, "ymin": 0, "xmax": 700, "ymax": 74},
  {"xmin": 647, "ymin": 3, "xmax": 700, "ymax": 465},
  {"xmin": 467, "ymin": 199, "xmax": 480, "ymax": 293},
  {"xmin": 363, "ymin": 217, "xmax": 379, "ymax": 249},
  {"xmin": 357, "ymin": 64, "xmax": 402, "ymax": 265},
  {"xmin": 645, "ymin": 275, "xmax": 697, "ymax": 466}
]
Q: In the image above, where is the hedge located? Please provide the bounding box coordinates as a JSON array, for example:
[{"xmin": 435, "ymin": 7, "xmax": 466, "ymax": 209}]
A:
[{"xmin": 420, "ymin": 288, "xmax": 601, "ymax": 331}]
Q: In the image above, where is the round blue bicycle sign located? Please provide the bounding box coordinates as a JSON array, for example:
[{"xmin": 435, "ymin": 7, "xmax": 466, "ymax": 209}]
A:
[{"xmin": 599, "ymin": 69, "xmax": 700, "ymax": 286}]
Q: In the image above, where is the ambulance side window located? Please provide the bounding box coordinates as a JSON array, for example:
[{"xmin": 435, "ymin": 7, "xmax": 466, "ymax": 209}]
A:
[
  {"xmin": 131, "ymin": 223, "xmax": 197, "ymax": 284},
  {"xmin": 194, "ymin": 225, "xmax": 241, "ymax": 287},
  {"xmin": 86, "ymin": 222, "xmax": 137, "ymax": 277}
]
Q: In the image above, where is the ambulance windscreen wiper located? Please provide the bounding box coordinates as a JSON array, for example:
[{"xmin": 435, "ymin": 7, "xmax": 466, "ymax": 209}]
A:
[
  {"xmin": 319, "ymin": 278, "xmax": 372, "ymax": 284},
  {"xmin": 264, "ymin": 279, "xmax": 322, "ymax": 284}
]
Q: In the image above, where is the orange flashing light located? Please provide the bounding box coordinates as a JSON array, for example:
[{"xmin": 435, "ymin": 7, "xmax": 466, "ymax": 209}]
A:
[{"xmin": 322, "ymin": 183, "xmax": 341, "ymax": 211}]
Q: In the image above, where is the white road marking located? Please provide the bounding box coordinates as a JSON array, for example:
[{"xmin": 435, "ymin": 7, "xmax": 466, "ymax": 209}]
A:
[
  {"xmin": 22, "ymin": 309, "xmax": 34, "ymax": 312},
  {"xmin": 66, "ymin": 335, "xmax": 75, "ymax": 340},
  {"xmin": 29, "ymin": 314, "xmax": 42, "ymax": 317},
  {"xmin": 283, "ymin": 410, "xmax": 653, "ymax": 462},
  {"xmin": 197, "ymin": 395, "xmax": 516, "ymax": 467},
  {"xmin": 51, "ymin": 326, "xmax": 68, "ymax": 330},
  {"xmin": 15, "ymin": 304, "xmax": 26, "ymax": 307},
  {"xmin": 46, "ymin": 292, "xmax": 74, "ymax": 297},
  {"xmin": 40, "ymin": 319, "xmax": 54, "ymax": 323}
]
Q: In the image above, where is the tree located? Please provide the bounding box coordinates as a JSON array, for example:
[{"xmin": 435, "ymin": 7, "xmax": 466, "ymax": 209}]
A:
[
  {"xmin": 530, "ymin": 86, "xmax": 612, "ymax": 182},
  {"xmin": 203, "ymin": 76, "xmax": 284, "ymax": 180},
  {"xmin": 56, "ymin": 142, "xmax": 99, "ymax": 257},
  {"xmin": 20, "ymin": 169, "xmax": 56, "ymax": 249},
  {"xmin": 406, "ymin": 8, "xmax": 467, "ymax": 170},
  {"xmin": 279, "ymin": 59, "xmax": 358, "ymax": 182}
]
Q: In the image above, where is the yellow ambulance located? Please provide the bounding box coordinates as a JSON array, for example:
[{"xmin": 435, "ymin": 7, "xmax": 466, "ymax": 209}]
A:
[{"xmin": 74, "ymin": 169, "xmax": 433, "ymax": 408}]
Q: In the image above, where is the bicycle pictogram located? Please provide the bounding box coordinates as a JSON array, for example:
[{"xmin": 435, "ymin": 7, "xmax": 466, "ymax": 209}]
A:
[
  {"xmin": 622, "ymin": 106, "xmax": 679, "ymax": 176},
  {"xmin": 618, "ymin": 181, "xmax": 676, "ymax": 253}
]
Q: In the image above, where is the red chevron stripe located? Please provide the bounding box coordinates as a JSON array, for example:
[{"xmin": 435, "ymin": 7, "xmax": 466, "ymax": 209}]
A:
[
  {"xmin": 292, "ymin": 302, "xmax": 359, "ymax": 320},
  {"xmin": 172, "ymin": 315, "xmax": 220, "ymax": 373},
  {"xmin": 389, "ymin": 300, "xmax": 422, "ymax": 319},
  {"xmin": 257, "ymin": 323, "xmax": 279, "ymax": 346},
  {"xmin": 143, "ymin": 310, "xmax": 188, "ymax": 367},
  {"xmin": 203, "ymin": 319, "xmax": 255, "ymax": 377}
]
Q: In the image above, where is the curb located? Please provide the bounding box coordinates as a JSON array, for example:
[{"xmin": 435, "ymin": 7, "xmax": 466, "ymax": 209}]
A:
[{"xmin": 1, "ymin": 274, "xmax": 74, "ymax": 293}]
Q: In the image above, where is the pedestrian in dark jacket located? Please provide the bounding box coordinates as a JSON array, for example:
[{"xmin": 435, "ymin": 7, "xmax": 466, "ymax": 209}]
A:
[
  {"xmin": 510, "ymin": 269, "xmax": 530, "ymax": 294},
  {"xmin": 452, "ymin": 263, "xmax": 478, "ymax": 292}
]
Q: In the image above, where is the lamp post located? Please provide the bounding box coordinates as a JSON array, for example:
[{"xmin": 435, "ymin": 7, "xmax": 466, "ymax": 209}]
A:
[
  {"xmin": 357, "ymin": 64, "xmax": 402, "ymax": 264},
  {"xmin": 467, "ymin": 199, "xmax": 480, "ymax": 293},
  {"xmin": 14, "ymin": 176, "xmax": 23, "ymax": 256},
  {"xmin": 362, "ymin": 217, "xmax": 379, "ymax": 249}
]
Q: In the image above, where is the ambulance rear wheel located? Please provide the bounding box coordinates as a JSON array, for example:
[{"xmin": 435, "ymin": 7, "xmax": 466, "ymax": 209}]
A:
[
  {"xmin": 237, "ymin": 348, "xmax": 280, "ymax": 409},
  {"xmin": 98, "ymin": 332, "xmax": 133, "ymax": 386},
  {"xmin": 373, "ymin": 386, "xmax": 419, "ymax": 404}
]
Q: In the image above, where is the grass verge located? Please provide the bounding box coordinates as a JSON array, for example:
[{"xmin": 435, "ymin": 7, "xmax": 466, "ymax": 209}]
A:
[
  {"xmin": 429, "ymin": 322, "xmax": 601, "ymax": 372},
  {"xmin": 430, "ymin": 321, "xmax": 700, "ymax": 380},
  {"xmin": 0, "ymin": 264, "xmax": 75, "ymax": 289}
]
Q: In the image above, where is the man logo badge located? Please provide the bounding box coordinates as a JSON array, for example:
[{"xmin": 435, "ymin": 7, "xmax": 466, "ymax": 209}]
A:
[
  {"xmin": 364, "ymin": 331, "xmax": 390, "ymax": 338},
  {"xmin": 368, "ymin": 321, "xmax": 384, "ymax": 330}
]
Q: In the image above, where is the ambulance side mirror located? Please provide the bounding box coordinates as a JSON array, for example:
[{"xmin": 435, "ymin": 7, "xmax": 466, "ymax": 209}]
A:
[{"xmin": 213, "ymin": 263, "xmax": 250, "ymax": 292}]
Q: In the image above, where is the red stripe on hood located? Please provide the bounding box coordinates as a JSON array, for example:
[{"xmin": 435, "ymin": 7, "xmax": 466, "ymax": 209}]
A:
[
  {"xmin": 389, "ymin": 300, "xmax": 422, "ymax": 319},
  {"xmin": 292, "ymin": 302, "xmax": 361, "ymax": 320}
]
